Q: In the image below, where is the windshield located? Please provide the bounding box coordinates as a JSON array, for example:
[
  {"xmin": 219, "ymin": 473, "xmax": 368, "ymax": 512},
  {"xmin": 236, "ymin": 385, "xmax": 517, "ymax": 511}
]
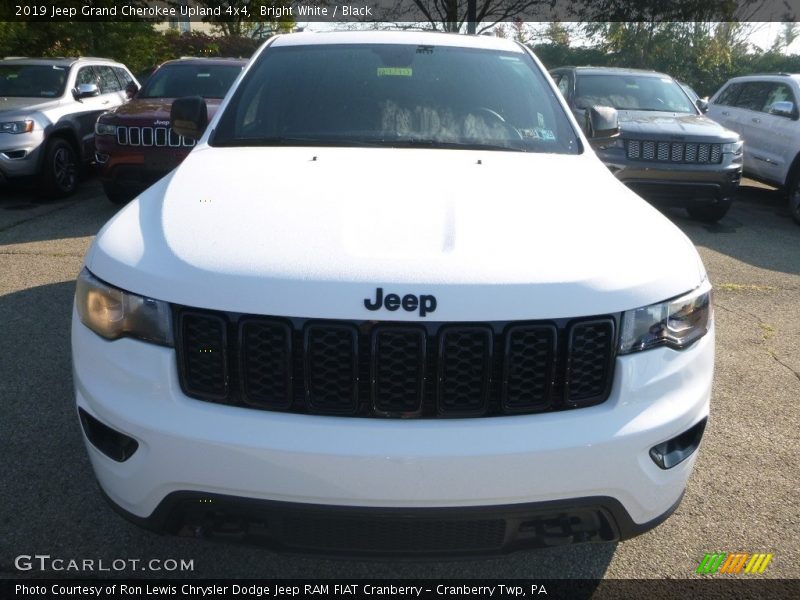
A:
[
  {"xmin": 139, "ymin": 63, "xmax": 243, "ymax": 99},
  {"xmin": 0, "ymin": 64, "xmax": 68, "ymax": 98},
  {"xmin": 576, "ymin": 74, "xmax": 697, "ymax": 113},
  {"xmin": 212, "ymin": 44, "xmax": 580, "ymax": 153}
]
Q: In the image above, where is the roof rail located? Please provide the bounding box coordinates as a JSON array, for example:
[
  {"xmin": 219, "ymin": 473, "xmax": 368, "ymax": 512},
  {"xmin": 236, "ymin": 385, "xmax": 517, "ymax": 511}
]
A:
[
  {"xmin": 177, "ymin": 56, "xmax": 246, "ymax": 60},
  {"xmin": 745, "ymin": 72, "xmax": 794, "ymax": 77}
]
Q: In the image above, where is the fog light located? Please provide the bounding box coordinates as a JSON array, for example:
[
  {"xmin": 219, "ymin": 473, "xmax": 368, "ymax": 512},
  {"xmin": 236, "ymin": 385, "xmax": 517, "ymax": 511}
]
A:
[
  {"xmin": 78, "ymin": 408, "xmax": 138, "ymax": 462},
  {"xmin": 650, "ymin": 418, "xmax": 707, "ymax": 469}
]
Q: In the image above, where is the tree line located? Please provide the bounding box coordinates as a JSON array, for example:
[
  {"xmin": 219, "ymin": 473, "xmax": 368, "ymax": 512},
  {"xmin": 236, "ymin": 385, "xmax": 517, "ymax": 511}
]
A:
[
  {"xmin": 505, "ymin": 21, "xmax": 800, "ymax": 97},
  {"xmin": 1, "ymin": 16, "xmax": 798, "ymax": 96}
]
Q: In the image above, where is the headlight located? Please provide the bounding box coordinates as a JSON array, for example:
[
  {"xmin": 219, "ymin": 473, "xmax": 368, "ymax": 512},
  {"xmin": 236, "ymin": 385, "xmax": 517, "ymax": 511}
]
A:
[
  {"xmin": 595, "ymin": 137, "xmax": 625, "ymax": 151},
  {"xmin": 619, "ymin": 280, "xmax": 712, "ymax": 354},
  {"xmin": 95, "ymin": 122, "xmax": 117, "ymax": 136},
  {"xmin": 75, "ymin": 268, "xmax": 173, "ymax": 347},
  {"xmin": 0, "ymin": 120, "xmax": 34, "ymax": 134},
  {"xmin": 722, "ymin": 140, "xmax": 743, "ymax": 155}
]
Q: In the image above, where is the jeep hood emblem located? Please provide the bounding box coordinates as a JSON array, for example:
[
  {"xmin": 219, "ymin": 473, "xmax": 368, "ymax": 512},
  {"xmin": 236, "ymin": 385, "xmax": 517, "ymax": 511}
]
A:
[{"xmin": 364, "ymin": 287, "xmax": 437, "ymax": 317}]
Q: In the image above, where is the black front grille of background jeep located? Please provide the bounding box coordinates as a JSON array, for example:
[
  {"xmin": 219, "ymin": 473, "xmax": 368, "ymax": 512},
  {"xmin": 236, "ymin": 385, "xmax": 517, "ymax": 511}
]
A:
[
  {"xmin": 174, "ymin": 310, "xmax": 617, "ymax": 418},
  {"xmin": 626, "ymin": 140, "xmax": 722, "ymax": 164},
  {"xmin": 116, "ymin": 126, "xmax": 195, "ymax": 148}
]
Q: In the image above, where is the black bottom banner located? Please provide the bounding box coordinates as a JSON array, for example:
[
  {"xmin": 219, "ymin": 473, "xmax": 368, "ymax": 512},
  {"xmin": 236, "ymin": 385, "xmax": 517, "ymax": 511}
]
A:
[{"xmin": 3, "ymin": 579, "xmax": 800, "ymax": 600}]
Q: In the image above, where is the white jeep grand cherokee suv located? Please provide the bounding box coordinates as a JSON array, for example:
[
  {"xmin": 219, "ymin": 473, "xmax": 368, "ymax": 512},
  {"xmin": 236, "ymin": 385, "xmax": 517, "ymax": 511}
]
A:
[
  {"xmin": 707, "ymin": 73, "xmax": 800, "ymax": 225},
  {"xmin": 72, "ymin": 32, "xmax": 713, "ymax": 556}
]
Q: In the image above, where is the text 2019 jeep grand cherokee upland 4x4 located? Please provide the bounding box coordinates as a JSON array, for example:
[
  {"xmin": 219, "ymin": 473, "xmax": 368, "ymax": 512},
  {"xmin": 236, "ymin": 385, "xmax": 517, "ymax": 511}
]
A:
[{"xmin": 72, "ymin": 32, "xmax": 713, "ymax": 556}]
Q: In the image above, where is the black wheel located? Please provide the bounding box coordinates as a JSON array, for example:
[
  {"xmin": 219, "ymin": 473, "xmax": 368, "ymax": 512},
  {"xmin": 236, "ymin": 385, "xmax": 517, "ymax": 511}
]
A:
[
  {"xmin": 40, "ymin": 138, "xmax": 79, "ymax": 198},
  {"xmin": 687, "ymin": 200, "xmax": 732, "ymax": 223},
  {"xmin": 788, "ymin": 173, "xmax": 800, "ymax": 226},
  {"xmin": 102, "ymin": 181, "xmax": 135, "ymax": 205}
]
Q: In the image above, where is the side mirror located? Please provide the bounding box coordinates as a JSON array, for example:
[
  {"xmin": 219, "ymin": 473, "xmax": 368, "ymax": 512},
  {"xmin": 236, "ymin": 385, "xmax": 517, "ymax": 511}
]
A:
[
  {"xmin": 768, "ymin": 100, "xmax": 795, "ymax": 119},
  {"xmin": 587, "ymin": 105, "xmax": 620, "ymax": 139},
  {"xmin": 124, "ymin": 82, "xmax": 139, "ymax": 99},
  {"xmin": 74, "ymin": 83, "xmax": 100, "ymax": 99},
  {"xmin": 696, "ymin": 98, "xmax": 709, "ymax": 113},
  {"xmin": 171, "ymin": 96, "xmax": 208, "ymax": 140}
]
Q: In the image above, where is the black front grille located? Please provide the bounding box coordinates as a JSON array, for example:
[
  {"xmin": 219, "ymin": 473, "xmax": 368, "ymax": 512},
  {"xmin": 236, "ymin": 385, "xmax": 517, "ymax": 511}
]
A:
[
  {"xmin": 175, "ymin": 310, "xmax": 617, "ymax": 418},
  {"xmin": 116, "ymin": 125, "xmax": 195, "ymax": 147},
  {"xmin": 626, "ymin": 139, "xmax": 722, "ymax": 164}
]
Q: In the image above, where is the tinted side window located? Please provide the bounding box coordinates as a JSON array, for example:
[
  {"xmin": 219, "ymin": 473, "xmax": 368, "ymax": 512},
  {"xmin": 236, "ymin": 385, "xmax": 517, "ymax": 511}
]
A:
[
  {"xmin": 714, "ymin": 82, "xmax": 742, "ymax": 106},
  {"xmin": 95, "ymin": 65, "xmax": 122, "ymax": 93},
  {"xmin": 114, "ymin": 67, "xmax": 133, "ymax": 87},
  {"xmin": 762, "ymin": 83, "xmax": 795, "ymax": 111},
  {"xmin": 76, "ymin": 66, "xmax": 98, "ymax": 87},
  {"xmin": 556, "ymin": 74, "xmax": 570, "ymax": 98},
  {"xmin": 732, "ymin": 82, "xmax": 771, "ymax": 111}
]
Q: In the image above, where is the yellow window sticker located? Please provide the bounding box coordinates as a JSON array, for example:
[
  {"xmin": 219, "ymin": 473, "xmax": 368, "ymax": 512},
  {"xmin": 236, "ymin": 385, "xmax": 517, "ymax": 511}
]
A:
[{"xmin": 377, "ymin": 67, "xmax": 412, "ymax": 77}]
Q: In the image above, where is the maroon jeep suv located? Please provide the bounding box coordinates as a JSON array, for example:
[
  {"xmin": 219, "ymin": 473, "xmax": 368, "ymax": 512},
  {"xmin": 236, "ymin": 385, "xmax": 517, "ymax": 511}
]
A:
[{"xmin": 94, "ymin": 57, "xmax": 247, "ymax": 204}]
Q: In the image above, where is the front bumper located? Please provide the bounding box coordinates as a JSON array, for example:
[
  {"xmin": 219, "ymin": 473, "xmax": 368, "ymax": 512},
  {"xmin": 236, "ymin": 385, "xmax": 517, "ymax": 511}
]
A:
[
  {"xmin": 95, "ymin": 135, "xmax": 187, "ymax": 196},
  {"xmin": 595, "ymin": 146, "xmax": 742, "ymax": 206},
  {"xmin": 72, "ymin": 308, "xmax": 713, "ymax": 551},
  {"xmin": 0, "ymin": 131, "xmax": 45, "ymax": 180}
]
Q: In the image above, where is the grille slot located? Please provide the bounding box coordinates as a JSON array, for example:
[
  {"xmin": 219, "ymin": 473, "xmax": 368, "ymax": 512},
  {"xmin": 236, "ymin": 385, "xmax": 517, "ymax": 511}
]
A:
[
  {"xmin": 240, "ymin": 319, "xmax": 292, "ymax": 409},
  {"xmin": 502, "ymin": 325, "xmax": 557, "ymax": 412},
  {"xmin": 371, "ymin": 327, "xmax": 426, "ymax": 416},
  {"xmin": 437, "ymin": 327, "xmax": 492, "ymax": 416},
  {"xmin": 304, "ymin": 324, "xmax": 359, "ymax": 414},
  {"xmin": 177, "ymin": 312, "xmax": 228, "ymax": 400},
  {"xmin": 565, "ymin": 319, "xmax": 615, "ymax": 405},
  {"xmin": 176, "ymin": 311, "xmax": 618, "ymax": 418},
  {"xmin": 626, "ymin": 140, "xmax": 722, "ymax": 164}
]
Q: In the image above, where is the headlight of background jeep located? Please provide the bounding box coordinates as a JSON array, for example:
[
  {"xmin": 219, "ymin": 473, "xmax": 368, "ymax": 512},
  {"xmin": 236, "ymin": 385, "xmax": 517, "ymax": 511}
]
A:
[
  {"xmin": 0, "ymin": 120, "xmax": 33, "ymax": 134},
  {"xmin": 94, "ymin": 122, "xmax": 117, "ymax": 136},
  {"xmin": 75, "ymin": 268, "xmax": 173, "ymax": 346},
  {"xmin": 619, "ymin": 279, "xmax": 712, "ymax": 354},
  {"xmin": 722, "ymin": 140, "xmax": 743, "ymax": 155}
]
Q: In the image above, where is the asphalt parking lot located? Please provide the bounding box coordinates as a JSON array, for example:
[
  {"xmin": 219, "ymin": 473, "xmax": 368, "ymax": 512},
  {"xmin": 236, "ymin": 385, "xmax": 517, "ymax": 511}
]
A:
[{"xmin": 0, "ymin": 176, "xmax": 798, "ymax": 579}]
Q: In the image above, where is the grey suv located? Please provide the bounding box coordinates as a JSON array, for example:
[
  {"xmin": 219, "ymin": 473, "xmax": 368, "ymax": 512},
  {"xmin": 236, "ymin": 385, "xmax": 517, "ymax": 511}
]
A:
[
  {"xmin": 0, "ymin": 57, "xmax": 137, "ymax": 197},
  {"xmin": 551, "ymin": 67, "xmax": 743, "ymax": 222}
]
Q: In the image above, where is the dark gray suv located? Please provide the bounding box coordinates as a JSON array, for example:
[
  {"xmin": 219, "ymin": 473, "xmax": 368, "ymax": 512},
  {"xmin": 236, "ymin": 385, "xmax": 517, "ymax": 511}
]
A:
[{"xmin": 551, "ymin": 67, "xmax": 743, "ymax": 222}]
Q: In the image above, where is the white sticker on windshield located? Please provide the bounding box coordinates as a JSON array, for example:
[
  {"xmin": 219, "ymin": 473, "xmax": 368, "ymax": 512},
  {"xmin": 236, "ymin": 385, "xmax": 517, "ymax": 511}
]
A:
[{"xmin": 537, "ymin": 112, "xmax": 545, "ymax": 128}]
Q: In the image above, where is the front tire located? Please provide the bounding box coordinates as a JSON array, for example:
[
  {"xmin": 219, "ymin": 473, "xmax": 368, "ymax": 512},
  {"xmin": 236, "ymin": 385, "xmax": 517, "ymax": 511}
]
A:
[
  {"xmin": 788, "ymin": 174, "xmax": 800, "ymax": 226},
  {"xmin": 687, "ymin": 200, "xmax": 731, "ymax": 223},
  {"xmin": 102, "ymin": 181, "xmax": 135, "ymax": 205},
  {"xmin": 40, "ymin": 138, "xmax": 79, "ymax": 198}
]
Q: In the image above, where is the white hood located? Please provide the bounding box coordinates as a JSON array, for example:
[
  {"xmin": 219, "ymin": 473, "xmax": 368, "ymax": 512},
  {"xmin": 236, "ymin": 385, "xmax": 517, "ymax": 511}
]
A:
[{"xmin": 89, "ymin": 146, "xmax": 705, "ymax": 320}]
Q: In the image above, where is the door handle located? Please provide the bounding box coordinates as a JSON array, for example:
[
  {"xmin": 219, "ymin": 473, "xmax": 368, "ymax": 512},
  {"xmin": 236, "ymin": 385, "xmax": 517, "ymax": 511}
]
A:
[
  {"xmin": 752, "ymin": 117, "xmax": 760, "ymax": 123},
  {"xmin": 102, "ymin": 100, "xmax": 110, "ymax": 105},
  {"xmin": 721, "ymin": 111, "xmax": 729, "ymax": 116}
]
